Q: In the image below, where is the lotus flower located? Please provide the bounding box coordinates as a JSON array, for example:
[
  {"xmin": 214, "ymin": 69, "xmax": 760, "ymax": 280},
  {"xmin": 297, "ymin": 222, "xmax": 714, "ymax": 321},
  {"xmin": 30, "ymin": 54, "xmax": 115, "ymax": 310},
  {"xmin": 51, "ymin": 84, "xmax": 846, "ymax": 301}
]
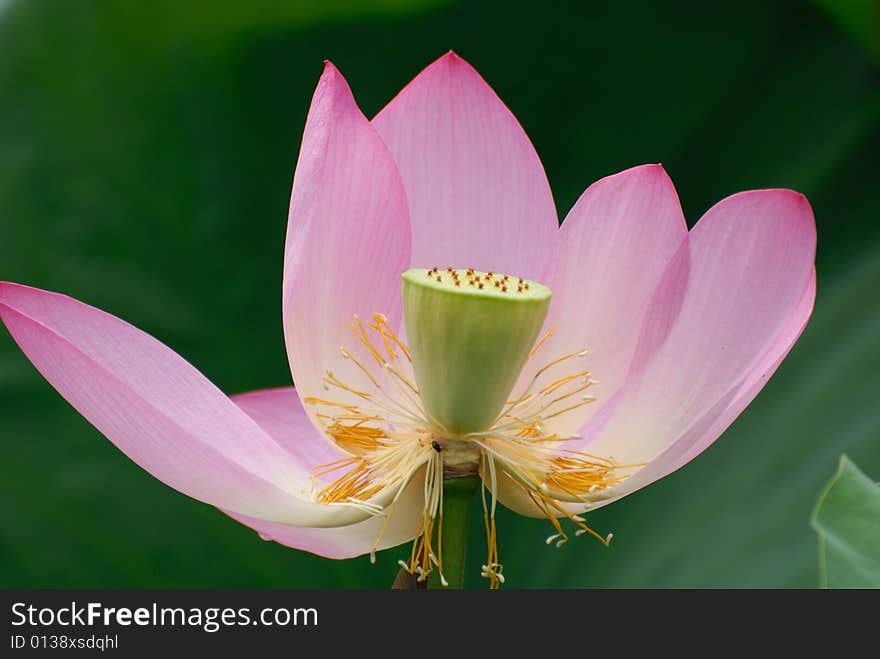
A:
[{"xmin": 0, "ymin": 52, "xmax": 816, "ymax": 588}]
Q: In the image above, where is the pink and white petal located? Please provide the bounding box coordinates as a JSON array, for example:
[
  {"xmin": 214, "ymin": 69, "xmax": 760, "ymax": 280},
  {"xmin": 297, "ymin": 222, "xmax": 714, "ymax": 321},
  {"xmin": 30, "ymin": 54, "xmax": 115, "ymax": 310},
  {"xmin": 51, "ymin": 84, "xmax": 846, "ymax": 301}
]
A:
[
  {"xmin": 0, "ymin": 283, "xmax": 376, "ymax": 528},
  {"xmin": 525, "ymin": 165, "xmax": 688, "ymax": 437},
  {"xmin": 596, "ymin": 267, "xmax": 817, "ymax": 507},
  {"xmin": 489, "ymin": 469, "xmax": 546, "ymax": 519},
  {"xmin": 224, "ymin": 466, "xmax": 425, "ymax": 559},
  {"xmin": 496, "ymin": 270, "xmax": 815, "ymax": 520},
  {"xmin": 227, "ymin": 388, "xmax": 424, "ymax": 558},
  {"xmin": 581, "ymin": 189, "xmax": 816, "ymax": 467},
  {"xmin": 373, "ymin": 52, "xmax": 557, "ymax": 279},
  {"xmin": 283, "ymin": 63, "xmax": 411, "ymax": 426}
]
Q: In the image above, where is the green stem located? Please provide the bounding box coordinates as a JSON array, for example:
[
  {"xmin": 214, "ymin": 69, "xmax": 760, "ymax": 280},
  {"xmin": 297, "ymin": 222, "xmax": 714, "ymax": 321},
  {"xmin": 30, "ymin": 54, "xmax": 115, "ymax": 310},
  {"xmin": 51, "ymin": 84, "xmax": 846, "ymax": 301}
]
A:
[{"xmin": 428, "ymin": 476, "xmax": 480, "ymax": 589}]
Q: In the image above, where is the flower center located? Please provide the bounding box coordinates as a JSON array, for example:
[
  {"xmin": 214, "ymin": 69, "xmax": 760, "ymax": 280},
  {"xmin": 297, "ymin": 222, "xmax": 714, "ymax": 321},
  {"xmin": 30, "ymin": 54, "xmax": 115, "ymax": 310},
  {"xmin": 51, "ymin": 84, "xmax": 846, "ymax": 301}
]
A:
[
  {"xmin": 403, "ymin": 267, "xmax": 552, "ymax": 437},
  {"xmin": 303, "ymin": 267, "xmax": 636, "ymax": 587}
]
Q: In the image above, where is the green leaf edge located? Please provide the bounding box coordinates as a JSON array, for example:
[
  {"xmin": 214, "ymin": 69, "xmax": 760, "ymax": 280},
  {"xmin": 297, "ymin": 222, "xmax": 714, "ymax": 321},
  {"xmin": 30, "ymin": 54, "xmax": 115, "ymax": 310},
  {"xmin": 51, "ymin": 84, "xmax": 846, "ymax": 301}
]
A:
[{"xmin": 810, "ymin": 454, "xmax": 880, "ymax": 588}]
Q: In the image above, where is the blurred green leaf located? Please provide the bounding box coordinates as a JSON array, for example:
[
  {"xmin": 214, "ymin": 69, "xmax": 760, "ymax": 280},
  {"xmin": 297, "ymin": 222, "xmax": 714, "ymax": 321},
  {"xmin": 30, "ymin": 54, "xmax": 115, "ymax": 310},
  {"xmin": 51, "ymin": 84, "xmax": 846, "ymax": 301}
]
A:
[
  {"xmin": 812, "ymin": 0, "xmax": 880, "ymax": 58},
  {"xmin": 812, "ymin": 456, "xmax": 880, "ymax": 588}
]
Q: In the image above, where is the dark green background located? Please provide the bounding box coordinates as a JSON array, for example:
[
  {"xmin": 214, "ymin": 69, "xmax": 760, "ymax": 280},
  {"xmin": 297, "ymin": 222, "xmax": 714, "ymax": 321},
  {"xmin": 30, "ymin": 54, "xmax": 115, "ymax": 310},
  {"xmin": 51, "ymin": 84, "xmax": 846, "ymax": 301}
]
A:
[{"xmin": 1, "ymin": 0, "xmax": 878, "ymax": 588}]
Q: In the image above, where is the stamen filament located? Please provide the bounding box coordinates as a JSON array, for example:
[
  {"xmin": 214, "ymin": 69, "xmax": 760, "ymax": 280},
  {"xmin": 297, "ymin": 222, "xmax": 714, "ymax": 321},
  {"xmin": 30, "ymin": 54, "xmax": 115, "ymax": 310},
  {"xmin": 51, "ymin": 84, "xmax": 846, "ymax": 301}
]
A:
[{"xmin": 304, "ymin": 300, "xmax": 635, "ymax": 590}]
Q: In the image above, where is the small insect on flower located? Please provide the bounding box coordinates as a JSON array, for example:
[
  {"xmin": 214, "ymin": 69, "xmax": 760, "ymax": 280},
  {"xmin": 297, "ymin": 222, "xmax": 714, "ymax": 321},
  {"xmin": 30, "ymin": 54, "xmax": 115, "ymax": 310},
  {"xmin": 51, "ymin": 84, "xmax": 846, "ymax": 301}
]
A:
[{"xmin": 0, "ymin": 52, "xmax": 816, "ymax": 589}]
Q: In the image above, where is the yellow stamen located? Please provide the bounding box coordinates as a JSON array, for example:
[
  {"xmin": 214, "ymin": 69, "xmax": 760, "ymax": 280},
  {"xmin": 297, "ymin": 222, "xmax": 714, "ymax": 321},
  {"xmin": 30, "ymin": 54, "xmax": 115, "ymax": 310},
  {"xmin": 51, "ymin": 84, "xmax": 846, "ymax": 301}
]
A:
[
  {"xmin": 538, "ymin": 370, "xmax": 589, "ymax": 396},
  {"xmin": 480, "ymin": 453, "xmax": 504, "ymax": 588},
  {"xmin": 527, "ymin": 325, "xmax": 557, "ymax": 361},
  {"xmin": 324, "ymin": 421, "xmax": 385, "ymax": 455},
  {"xmin": 313, "ymin": 457, "xmax": 381, "ymax": 504},
  {"xmin": 302, "ymin": 300, "xmax": 637, "ymax": 589},
  {"xmin": 401, "ymin": 450, "xmax": 447, "ymax": 584},
  {"xmin": 305, "ymin": 316, "xmax": 448, "ymax": 582},
  {"xmin": 369, "ymin": 313, "xmax": 412, "ymax": 363},
  {"xmin": 351, "ymin": 315, "xmax": 387, "ymax": 367}
]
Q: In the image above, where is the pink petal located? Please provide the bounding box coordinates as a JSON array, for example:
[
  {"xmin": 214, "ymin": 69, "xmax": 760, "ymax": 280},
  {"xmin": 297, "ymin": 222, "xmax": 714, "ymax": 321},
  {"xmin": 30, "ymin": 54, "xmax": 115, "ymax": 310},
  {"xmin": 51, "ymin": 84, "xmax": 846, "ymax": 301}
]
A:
[
  {"xmin": 489, "ymin": 470, "xmax": 546, "ymax": 519},
  {"xmin": 373, "ymin": 52, "xmax": 557, "ymax": 279},
  {"xmin": 283, "ymin": 63, "xmax": 411, "ymax": 425},
  {"xmin": 224, "ymin": 481, "xmax": 423, "ymax": 559},
  {"xmin": 601, "ymin": 268, "xmax": 817, "ymax": 503},
  {"xmin": 227, "ymin": 387, "xmax": 423, "ymax": 558},
  {"xmin": 496, "ymin": 268, "xmax": 815, "ymax": 519},
  {"xmin": 0, "ymin": 282, "xmax": 376, "ymax": 527},
  {"xmin": 526, "ymin": 165, "xmax": 687, "ymax": 436},
  {"xmin": 582, "ymin": 189, "xmax": 817, "ymax": 468},
  {"xmin": 230, "ymin": 387, "xmax": 344, "ymax": 471}
]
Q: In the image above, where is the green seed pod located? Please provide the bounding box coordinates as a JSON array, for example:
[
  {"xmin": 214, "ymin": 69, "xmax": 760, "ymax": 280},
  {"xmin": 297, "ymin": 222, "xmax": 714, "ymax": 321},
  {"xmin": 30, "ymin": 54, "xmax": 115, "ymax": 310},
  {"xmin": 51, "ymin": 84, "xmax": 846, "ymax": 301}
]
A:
[{"xmin": 402, "ymin": 268, "xmax": 551, "ymax": 438}]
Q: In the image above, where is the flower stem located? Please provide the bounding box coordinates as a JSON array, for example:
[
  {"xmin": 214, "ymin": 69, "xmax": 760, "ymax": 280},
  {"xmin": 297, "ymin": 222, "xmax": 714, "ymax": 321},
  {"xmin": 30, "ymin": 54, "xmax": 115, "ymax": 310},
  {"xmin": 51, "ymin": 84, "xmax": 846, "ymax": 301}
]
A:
[{"xmin": 428, "ymin": 475, "xmax": 480, "ymax": 589}]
